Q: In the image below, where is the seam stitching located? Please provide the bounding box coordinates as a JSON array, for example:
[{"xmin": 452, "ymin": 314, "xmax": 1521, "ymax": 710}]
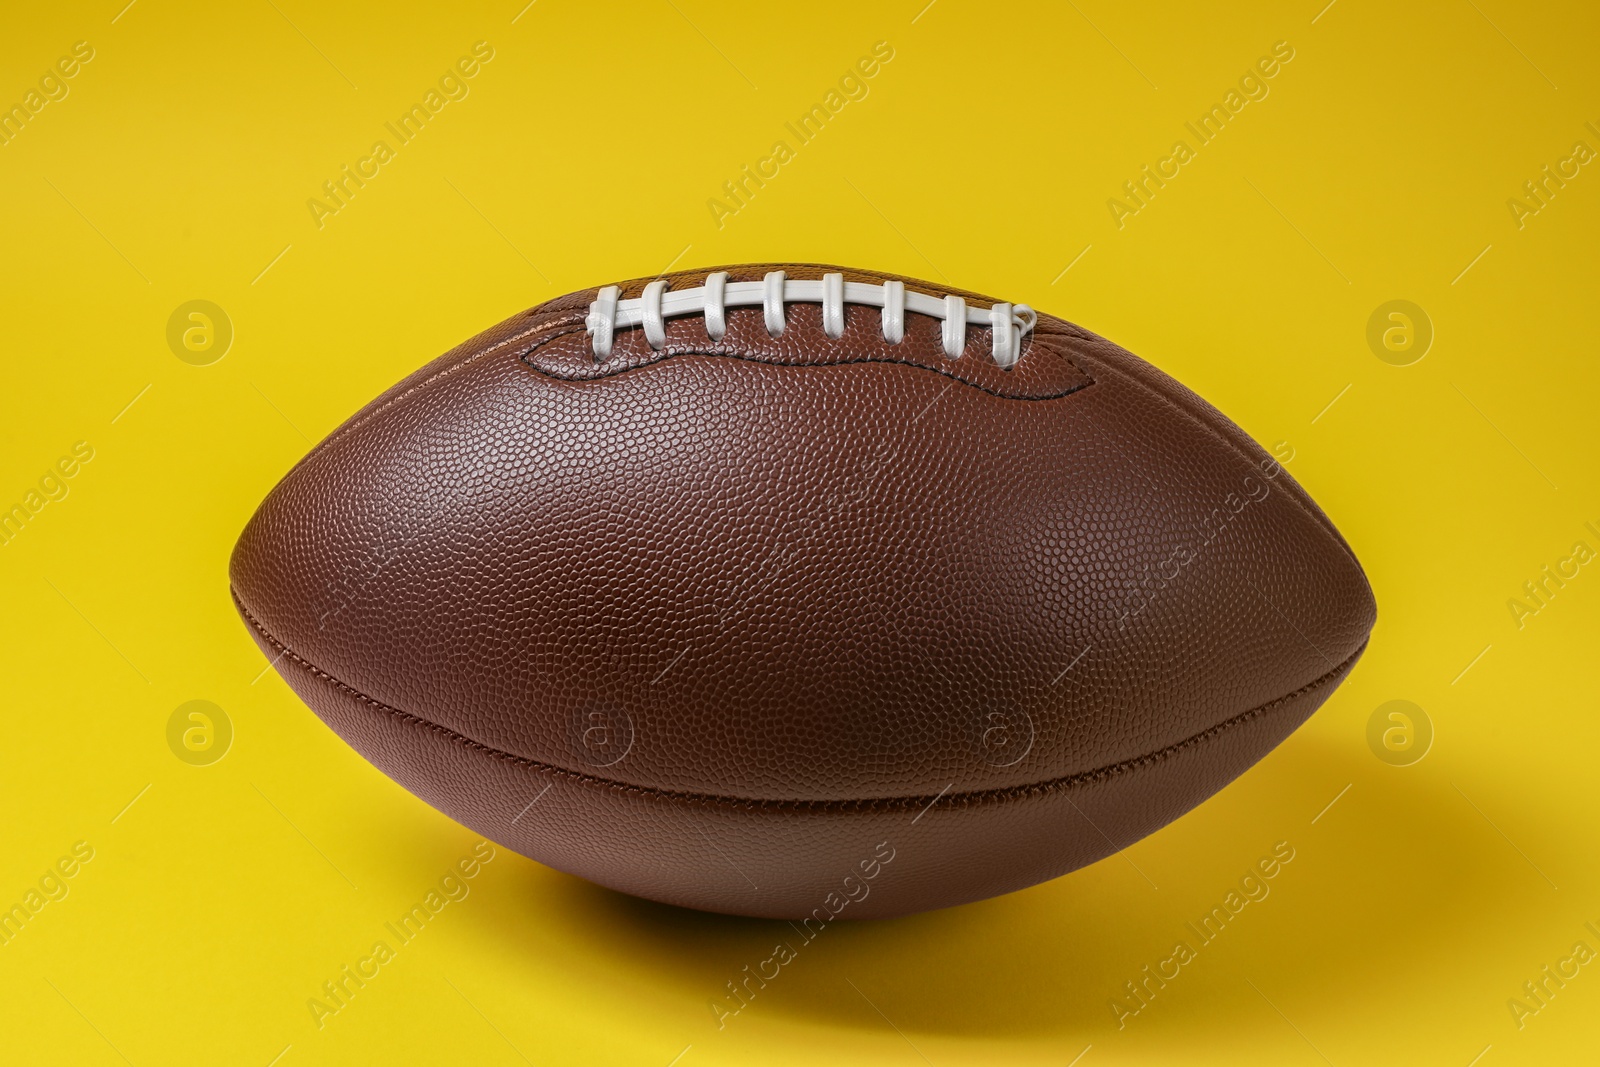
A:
[
  {"xmin": 300, "ymin": 312, "xmax": 566, "ymax": 463},
  {"xmin": 519, "ymin": 323, "xmax": 1097, "ymax": 402},
  {"xmin": 1070, "ymin": 334, "xmax": 1356, "ymax": 564},
  {"xmin": 235, "ymin": 589, "xmax": 1364, "ymax": 814}
]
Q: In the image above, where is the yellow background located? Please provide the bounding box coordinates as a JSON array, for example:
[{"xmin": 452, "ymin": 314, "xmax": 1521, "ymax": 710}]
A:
[{"xmin": 2, "ymin": 1, "xmax": 1596, "ymax": 1063}]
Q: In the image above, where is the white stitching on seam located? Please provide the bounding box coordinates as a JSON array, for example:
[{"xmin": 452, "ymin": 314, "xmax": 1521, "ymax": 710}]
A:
[
  {"xmin": 942, "ymin": 294, "xmax": 967, "ymax": 359},
  {"xmin": 585, "ymin": 271, "xmax": 1037, "ymax": 369}
]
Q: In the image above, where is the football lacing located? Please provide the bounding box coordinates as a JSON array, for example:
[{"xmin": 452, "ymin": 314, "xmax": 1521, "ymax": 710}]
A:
[{"xmin": 585, "ymin": 271, "xmax": 1037, "ymax": 369}]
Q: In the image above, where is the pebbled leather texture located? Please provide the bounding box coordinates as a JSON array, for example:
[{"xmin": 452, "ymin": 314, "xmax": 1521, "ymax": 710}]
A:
[{"xmin": 230, "ymin": 262, "xmax": 1377, "ymax": 918}]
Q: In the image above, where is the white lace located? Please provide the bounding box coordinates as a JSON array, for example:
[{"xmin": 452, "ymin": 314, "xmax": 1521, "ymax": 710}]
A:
[{"xmin": 584, "ymin": 271, "xmax": 1037, "ymax": 369}]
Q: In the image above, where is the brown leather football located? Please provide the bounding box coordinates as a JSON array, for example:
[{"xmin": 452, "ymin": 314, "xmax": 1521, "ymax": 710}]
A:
[{"xmin": 231, "ymin": 263, "xmax": 1375, "ymax": 920}]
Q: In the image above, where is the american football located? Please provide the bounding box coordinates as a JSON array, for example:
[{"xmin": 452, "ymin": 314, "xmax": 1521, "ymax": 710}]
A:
[{"xmin": 230, "ymin": 263, "xmax": 1376, "ymax": 920}]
